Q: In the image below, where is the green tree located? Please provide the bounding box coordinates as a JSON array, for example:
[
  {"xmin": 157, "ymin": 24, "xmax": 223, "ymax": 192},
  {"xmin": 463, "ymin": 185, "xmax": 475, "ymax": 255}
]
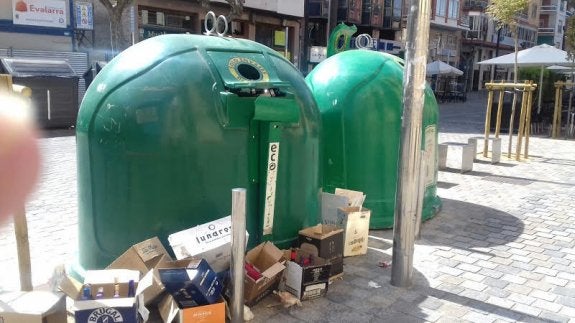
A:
[{"xmin": 486, "ymin": 0, "xmax": 529, "ymax": 156}]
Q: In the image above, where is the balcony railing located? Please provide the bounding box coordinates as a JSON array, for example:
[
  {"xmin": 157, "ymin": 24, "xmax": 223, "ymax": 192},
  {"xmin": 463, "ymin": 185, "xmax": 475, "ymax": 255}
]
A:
[
  {"xmin": 538, "ymin": 27, "xmax": 555, "ymax": 34},
  {"xmin": 463, "ymin": 0, "xmax": 487, "ymax": 11},
  {"xmin": 540, "ymin": 5, "xmax": 558, "ymax": 12}
]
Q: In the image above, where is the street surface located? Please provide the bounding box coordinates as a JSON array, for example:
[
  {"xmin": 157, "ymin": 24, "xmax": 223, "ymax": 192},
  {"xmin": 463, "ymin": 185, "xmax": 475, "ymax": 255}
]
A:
[{"xmin": 1, "ymin": 91, "xmax": 574, "ymax": 322}]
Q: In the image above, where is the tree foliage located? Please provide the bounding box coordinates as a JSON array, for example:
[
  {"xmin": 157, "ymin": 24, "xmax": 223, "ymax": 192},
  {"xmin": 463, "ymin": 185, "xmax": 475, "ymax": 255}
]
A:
[
  {"xmin": 486, "ymin": 0, "xmax": 529, "ymax": 155},
  {"xmin": 486, "ymin": 0, "xmax": 529, "ymax": 32}
]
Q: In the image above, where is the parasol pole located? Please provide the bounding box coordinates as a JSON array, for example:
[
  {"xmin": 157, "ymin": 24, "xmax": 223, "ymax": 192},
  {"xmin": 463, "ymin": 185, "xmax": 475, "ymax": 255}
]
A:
[{"xmin": 537, "ymin": 65, "xmax": 544, "ymax": 114}]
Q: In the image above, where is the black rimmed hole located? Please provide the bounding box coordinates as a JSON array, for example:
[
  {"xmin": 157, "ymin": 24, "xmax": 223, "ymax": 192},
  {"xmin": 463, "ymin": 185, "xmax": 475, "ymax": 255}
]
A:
[{"xmin": 237, "ymin": 64, "xmax": 261, "ymax": 80}]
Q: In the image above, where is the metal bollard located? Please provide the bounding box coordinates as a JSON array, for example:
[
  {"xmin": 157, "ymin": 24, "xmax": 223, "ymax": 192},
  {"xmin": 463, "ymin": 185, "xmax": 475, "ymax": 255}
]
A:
[{"xmin": 231, "ymin": 188, "xmax": 247, "ymax": 323}]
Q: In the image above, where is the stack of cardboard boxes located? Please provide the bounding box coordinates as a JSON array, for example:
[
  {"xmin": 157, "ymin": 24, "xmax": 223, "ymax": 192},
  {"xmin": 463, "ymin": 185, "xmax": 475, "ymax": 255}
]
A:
[{"xmin": 1, "ymin": 190, "xmax": 372, "ymax": 322}]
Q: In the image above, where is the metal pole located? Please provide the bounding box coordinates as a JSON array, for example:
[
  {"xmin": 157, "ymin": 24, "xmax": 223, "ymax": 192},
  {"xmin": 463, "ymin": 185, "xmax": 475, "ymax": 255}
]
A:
[
  {"xmin": 231, "ymin": 188, "xmax": 246, "ymax": 323},
  {"xmin": 391, "ymin": 0, "xmax": 431, "ymax": 288},
  {"xmin": 537, "ymin": 65, "xmax": 544, "ymax": 114}
]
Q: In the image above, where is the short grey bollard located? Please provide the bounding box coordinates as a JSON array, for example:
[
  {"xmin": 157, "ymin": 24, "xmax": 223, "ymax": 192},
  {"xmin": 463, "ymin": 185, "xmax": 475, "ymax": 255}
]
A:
[
  {"xmin": 468, "ymin": 137, "xmax": 501, "ymax": 164},
  {"xmin": 438, "ymin": 142, "xmax": 474, "ymax": 173}
]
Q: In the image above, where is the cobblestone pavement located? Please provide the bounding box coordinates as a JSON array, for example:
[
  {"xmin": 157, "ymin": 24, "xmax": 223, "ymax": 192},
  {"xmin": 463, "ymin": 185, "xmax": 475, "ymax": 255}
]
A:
[{"xmin": 1, "ymin": 92, "xmax": 575, "ymax": 322}]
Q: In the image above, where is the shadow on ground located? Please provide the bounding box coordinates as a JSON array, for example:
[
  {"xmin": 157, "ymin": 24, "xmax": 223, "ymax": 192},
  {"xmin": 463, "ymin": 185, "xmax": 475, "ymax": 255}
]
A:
[
  {"xmin": 420, "ymin": 198, "xmax": 524, "ymax": 252},
  {"xmin": 40, "ymin": 128, "xmax": 75, "ymax": 138},
  {"xmin": 250, "ymin": 198, "xmax": 544, "ymax": 323}
]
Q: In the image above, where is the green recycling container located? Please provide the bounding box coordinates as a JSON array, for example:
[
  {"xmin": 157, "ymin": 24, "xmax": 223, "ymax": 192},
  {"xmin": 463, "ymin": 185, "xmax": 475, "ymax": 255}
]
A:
[
  {"xmin": 306, "ymin": 50, "xmax": 441, "ymax": 229},
  {"xmin": 76, "ymin": 34, "xmax": 321, "ymax": 269}
]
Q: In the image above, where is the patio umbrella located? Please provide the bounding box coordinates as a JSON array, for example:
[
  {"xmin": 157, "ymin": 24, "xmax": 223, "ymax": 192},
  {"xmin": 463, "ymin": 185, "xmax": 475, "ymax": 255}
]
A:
[
  {"xmin": 478, "ymin": 43, "xmax": 574, "ymax": 113},
  {"xmin": 426, "ymin": 60, "xmax": 463, "ymax": 76}
]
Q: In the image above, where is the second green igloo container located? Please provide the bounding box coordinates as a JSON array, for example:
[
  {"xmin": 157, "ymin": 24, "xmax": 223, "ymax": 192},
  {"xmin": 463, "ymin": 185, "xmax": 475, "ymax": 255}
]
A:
[
  {"xmin": 76, "ymin": 34, "xmax": 321, "ymax": 269},
  {"xmin": 306, "ymin": 50, "xmax": 441, "ymax": 229}
]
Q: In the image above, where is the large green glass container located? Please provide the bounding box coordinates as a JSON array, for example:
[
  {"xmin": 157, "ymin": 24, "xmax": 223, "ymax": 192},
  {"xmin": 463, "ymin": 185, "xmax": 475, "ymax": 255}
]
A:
[
  {"xmin": 306, "ymin": 50, "xmax": 441, "ymax": 229},
  {"xmin": 76, "ymin": 34, "xmax": 321, "ymax": 269}
]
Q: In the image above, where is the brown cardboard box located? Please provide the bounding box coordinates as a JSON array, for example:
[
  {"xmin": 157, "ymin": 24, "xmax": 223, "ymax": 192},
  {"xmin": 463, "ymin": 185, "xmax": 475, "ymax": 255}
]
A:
[
  {"xmin": 337, "ymin": 207, "xmax": 371, "ymax": 257},
  {"xmin": 108, "ymin": 236, "xmax": 170, "ymax": 274},
  {"xmin": 107, "ymin": 237, "xmax": 173, "ymax": 306},
  {"xmin": 298, "ymin": 224, "xmax": 344, "ymax": 278},
  {"xmin": 244, "ymin": 242, "xmax": 286, "ymax": 306},
  {"xmin": 0, "ymin": 291, "xmax": 66, "ymax": 323}
]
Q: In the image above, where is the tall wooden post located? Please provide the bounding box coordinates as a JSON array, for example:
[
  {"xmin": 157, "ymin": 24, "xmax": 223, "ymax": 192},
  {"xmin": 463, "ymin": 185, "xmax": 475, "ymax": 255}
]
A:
[{"xmin": 0, "ymin": 74, "xmax": 33, "ymax": 291}]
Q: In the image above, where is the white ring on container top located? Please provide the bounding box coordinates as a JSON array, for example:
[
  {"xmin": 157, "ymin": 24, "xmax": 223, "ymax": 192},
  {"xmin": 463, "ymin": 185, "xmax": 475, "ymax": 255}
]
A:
[
  {"xmin": 204, "ymin": 11, "xmax": 216, "ymax": 35},
  {"xmin": 355, "ymin": 33, "xmax": 373, "ymax": 50},
  {"xmin": 216, "ymin": 15, "xmax": 228, "ymax": 37}
]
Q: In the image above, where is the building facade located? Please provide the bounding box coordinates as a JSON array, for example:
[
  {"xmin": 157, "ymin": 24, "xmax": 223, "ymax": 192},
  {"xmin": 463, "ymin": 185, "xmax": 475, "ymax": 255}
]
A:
[
  {"xmin": 91, "ymin": 0, "xmax": 305, "ymax": 69},
  {"xmin": 461, "ymin": 0, "xmax": 541, "ymax": 91},
  {"xmin": 537, "ymin": 0, "xmax": 567, "ymax": 48}
]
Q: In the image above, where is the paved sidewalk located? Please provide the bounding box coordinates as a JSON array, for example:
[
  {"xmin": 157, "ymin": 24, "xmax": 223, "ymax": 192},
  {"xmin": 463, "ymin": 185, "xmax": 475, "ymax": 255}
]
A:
[{"xmin": 1, "ymin": 92, "xmax": 574, "ymax": 322}]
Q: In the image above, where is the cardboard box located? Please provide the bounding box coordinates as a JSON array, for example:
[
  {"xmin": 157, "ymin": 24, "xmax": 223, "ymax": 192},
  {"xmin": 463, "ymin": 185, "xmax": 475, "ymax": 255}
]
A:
[
  {"xmin": 0, "ymin": 291, "xmax": 66, "ymax": 323},
  {"xmin": 282, "ymin": 248, "xmax": 331, "ymax": 301},
  {"xmin": 59, "ymin": 269, "xmax": 144, "ymax": 323},
  {"xmin": 243, "ymin": 242, "xmax": 286, "ymax": 306},
  {"xmin": 337, "ymin": 207, "xmax": 371, "ymax": 257},
  {"xmin": 321, "ymin": 188, "xmax": 365, "ymax": 225},
  {"xmin": 168, "ymin": 215, "xmax": 249, "ymax": 273},
  {"xmin": 108, "ymin": 236, "xmax": 170, "ymax": 275},
  {"xmin": 158, "ymin": 258, "xmax": 222, "ymax": 309},
  {"xmin": 298, "ymin": 224, "xmax": 344, "ymax": 278},
  {"xmin": 158, "ymin": 294, "xmax": 226, "ymax": 323},
  {"xmin": 107, "ymin": 237, "xmax": 173, "ymax": 306}
]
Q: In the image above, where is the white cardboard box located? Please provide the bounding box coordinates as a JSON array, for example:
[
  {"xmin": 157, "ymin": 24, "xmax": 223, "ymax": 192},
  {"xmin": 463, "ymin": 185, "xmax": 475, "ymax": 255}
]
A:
[
  {"xmin": 321, "ymin": 188, "xmax": 365, "ymax": 225},
  {"xmin": 167, "ymin": 215, "xmax": 249, "ymax": 273},
  {"xmin": 337, "ymin": 207, "xmax": 371, "ymax": 257},
  {"xmin": 0, "ymin": 291, "xmax": 66, "ymax": 323}
]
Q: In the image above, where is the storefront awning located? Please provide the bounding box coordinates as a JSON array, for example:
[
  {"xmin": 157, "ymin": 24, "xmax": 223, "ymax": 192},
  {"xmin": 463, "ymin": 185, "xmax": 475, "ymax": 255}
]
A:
[{"xmin": 0, "ymin": 57, "xmax": 77, "ymax": 78}]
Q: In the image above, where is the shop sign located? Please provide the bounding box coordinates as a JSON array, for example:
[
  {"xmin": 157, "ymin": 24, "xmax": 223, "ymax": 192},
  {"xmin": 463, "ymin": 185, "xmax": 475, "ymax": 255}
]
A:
[
  {"xmin": 12, "ymin": 0, "xmax": 67, "ymax": 28},
  {"xmin": 139, "ymin": 28, "xmax": 170, "ymax": 40},
  {"xmin": 75, "ymin": 2, "xmax": 93, "ymax": 30}
]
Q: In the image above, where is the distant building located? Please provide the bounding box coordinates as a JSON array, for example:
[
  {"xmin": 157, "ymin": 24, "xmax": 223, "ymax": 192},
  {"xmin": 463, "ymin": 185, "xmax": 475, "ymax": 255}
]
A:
[
  {"xmin": 461, "ymin": 0, "xmax": 541, "ymax": 91},
  {"xmin": 537, "ymin": 0, "xmax": 567, "ymax": 48},
  {"xmin": 92, "ymin": 0, "xmax": 305, "ymax": 69}
]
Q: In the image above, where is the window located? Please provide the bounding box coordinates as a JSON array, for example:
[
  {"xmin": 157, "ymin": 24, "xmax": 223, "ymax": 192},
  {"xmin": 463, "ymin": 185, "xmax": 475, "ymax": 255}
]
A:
[
  {"xmin": 437, "ymin": 0, "xmax": 447, "ymax": 17},
  {"xmin": 448, "ymin": 0, "xmax": 459, "ymax": 19},
  {"xmin": 530, "ymin": 4, "xmax": 538, "ymax": 19}
]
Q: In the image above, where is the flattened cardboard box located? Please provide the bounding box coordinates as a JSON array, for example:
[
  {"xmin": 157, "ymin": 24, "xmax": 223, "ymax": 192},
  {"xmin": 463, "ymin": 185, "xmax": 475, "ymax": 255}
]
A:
[
  {"xmin": 158, "ymin": 294, "xmax": 225, "ymax": 323},
  {"xmin": 244, "ymin": 241, "xmax": 286, "ymax": 306},
  {"xmin": 337, "ymin": 207, "xmax": 371, "ymax": 257},
  {"xmin": 298, "ymin": 224, "xmax": 344, "ymax": 277},
  {"xmin": 168, "ymin": 215, "xmax": 249, "ymax": 273},
  {"xmin": 59, "ymin": 269, "xmax": 144, "ymax": 323},
  {"xmin": 282, "ymin": 248, "xmax": 331, "ymax": 301},
  {"xmin": 158, "ymin": 258, "xmax": 222, "ymax": 309},
  {"xmin": 0, "ymin": 291, "xmax": 66, "ymax": 323}
]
